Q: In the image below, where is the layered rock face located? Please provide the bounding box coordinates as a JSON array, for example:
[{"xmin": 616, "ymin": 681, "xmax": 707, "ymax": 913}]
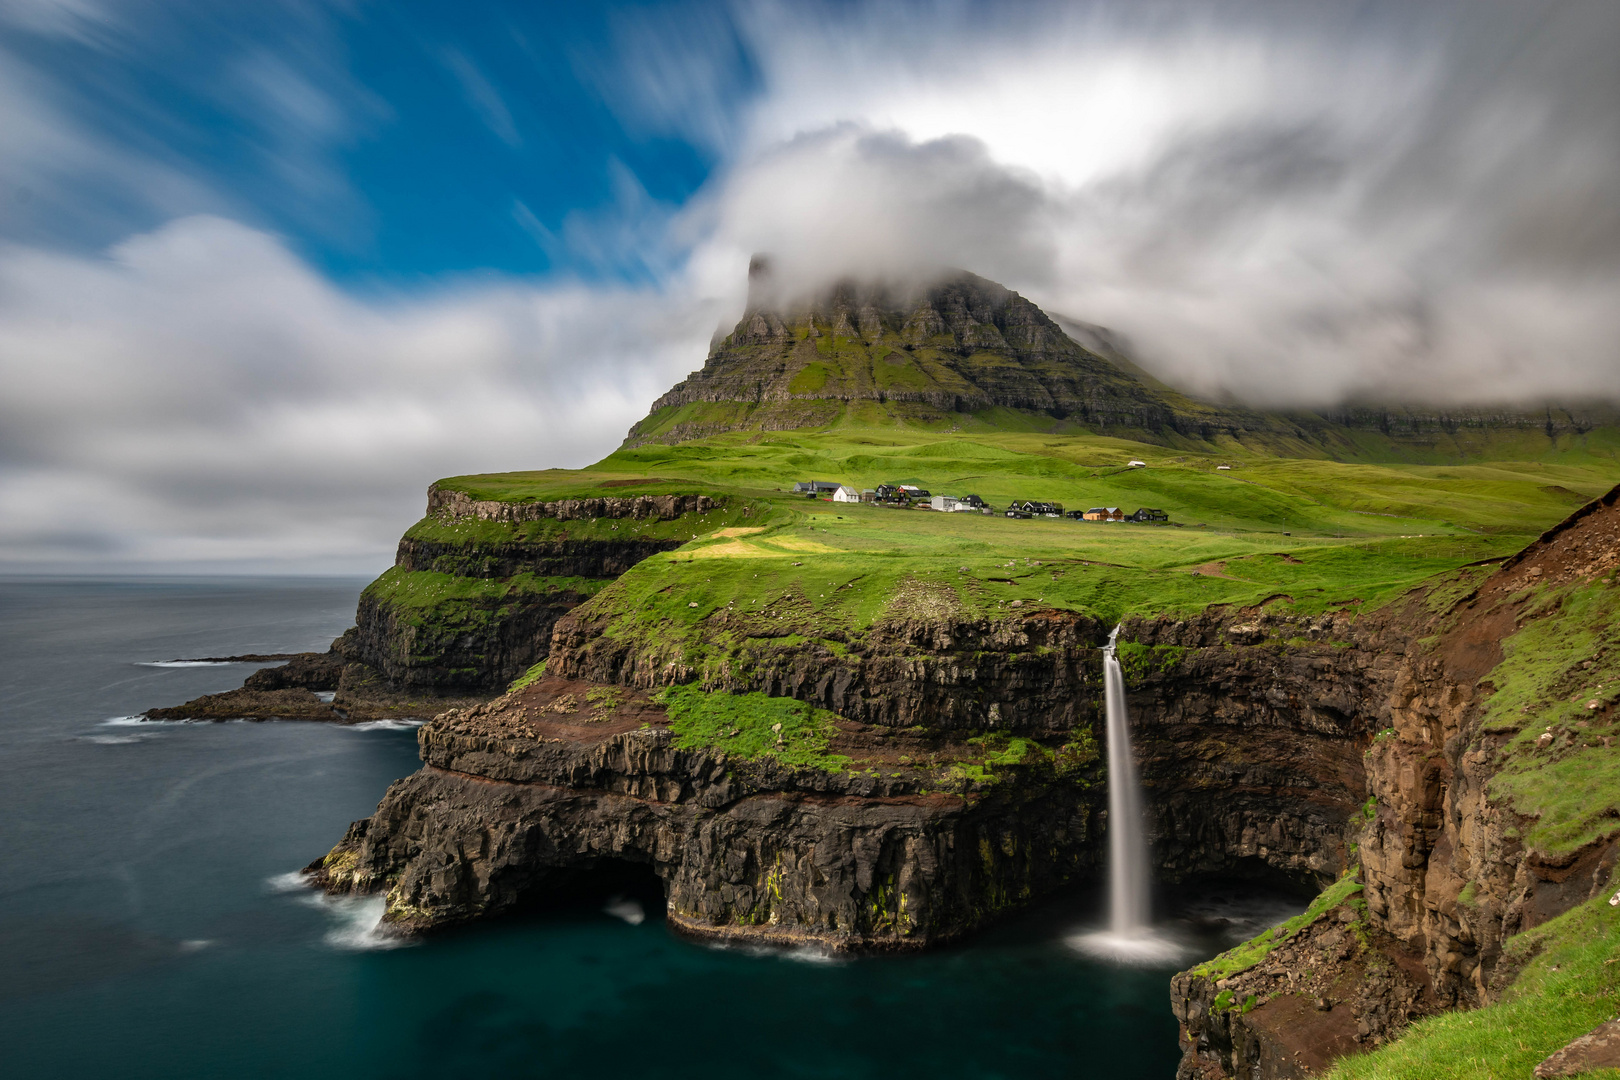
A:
[
  {"xmin": 550, "ymin": 601, "xmax": 1393, "ymax": 888},
  {"xmin": 145, "ymin": 487, "xmax": 724, "ymax": 718},
  {"xmin": 318, "ymin": 598, "xmax": 1411, "ymax": 946},
  {"xmin": 345, "ymin": 490, "xmax": 722, "ymax": 691},
  {"xmin": 314, "ymin": 676, "xmax": 1105, "ymax": 949},
  {"xmin": 1172, "ymin": 484, "xmax": 1620, "ymax": 1079},
  {"xmin": 424, "ymin": 487, "xmax": 716, "ymax": 525},
  {"xmin": 1126, "ymin": 610, "xmax": 1407, "ymax": 889}
]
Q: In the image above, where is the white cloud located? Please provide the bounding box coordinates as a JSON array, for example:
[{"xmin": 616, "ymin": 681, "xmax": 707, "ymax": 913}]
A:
[
  {"xmin": 4, "ymin": 0, "xmax": 1620, "ymax": 573},
  {"xmin": 0, "ymin": 216, "xmax": 721, "ymax": 571},
  {"xmin": 668, "ymin": 0, "xmax": 1620, "ymax": 406}
]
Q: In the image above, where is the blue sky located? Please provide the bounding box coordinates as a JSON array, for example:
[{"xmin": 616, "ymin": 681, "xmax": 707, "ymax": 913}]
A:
[
  {"xmin": 3, "ymin": 0, "xmax": 752, "ymax": 282},
  {"xmin": 0, "ymin": 0, "xmax": 1616, "ymax": 571}
]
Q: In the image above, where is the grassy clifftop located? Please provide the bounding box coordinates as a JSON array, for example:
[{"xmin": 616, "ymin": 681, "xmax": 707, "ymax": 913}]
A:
[{"xmin": 424, "ymin": 421, "xmax": 1615, "ymax": 650}]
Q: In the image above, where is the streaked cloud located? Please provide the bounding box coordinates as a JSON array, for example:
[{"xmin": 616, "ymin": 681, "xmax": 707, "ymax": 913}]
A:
[
  {"xmin": 0, "ymin": 216, "xmax": 719, "ymax": 571},
  {"xmin": 1, "ymin": 0, "xmax": 1617, "ymax": 570}
]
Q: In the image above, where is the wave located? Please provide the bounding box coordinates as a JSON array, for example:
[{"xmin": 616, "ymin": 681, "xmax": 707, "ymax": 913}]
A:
[
  {"xmin": 344, "ymin": 719, "xmax": 425, "ymax": 732},
  {"xmin": 265, "ymin": 871, "xmax": 313, "ymax": 894},
  {"xmin": 137, "ymin": 660, "xmax": 244, "ymax": 668},
  {"xmin": 603, "ymin": 896, "xmax": 646, "ymax": 925},
  {"xmin": 267, "ymin": 870, "xmax": 411, "ymax": 951},
  {"xmin": 704, "ymin": 940, "xmax": 846, "ymax": 965},
  {"xmin": 312, "ymin": 895, "xmax": 409, "ymax": 951},
  {"xmin": 82, "ymin": 733, "xmax": 158, "ymax": 745},
  {"xmin": 101, "ymin": 715, "xmax": 148, "ymax": 726}
]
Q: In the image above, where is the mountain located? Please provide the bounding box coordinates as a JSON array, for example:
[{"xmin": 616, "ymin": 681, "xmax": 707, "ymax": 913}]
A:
[
  {"xmin": 626, "ymin": 263, "xmax": 1618, "ymax": 462},
  {"xmin": 625, "ymin": 264, "xmax": 1313, "ymax": 449}
]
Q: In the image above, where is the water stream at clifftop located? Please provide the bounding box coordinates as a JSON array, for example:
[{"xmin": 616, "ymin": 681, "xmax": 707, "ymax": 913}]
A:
[{"xmin": 0, "ymin": 578, "xmax": 1307, "ymax": 1079}]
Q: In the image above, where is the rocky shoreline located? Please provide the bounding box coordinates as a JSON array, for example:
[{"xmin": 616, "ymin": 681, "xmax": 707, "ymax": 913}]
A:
[{"xmin": 142, "ymin": 468, "xmax": 1620, "ymax": 1079}]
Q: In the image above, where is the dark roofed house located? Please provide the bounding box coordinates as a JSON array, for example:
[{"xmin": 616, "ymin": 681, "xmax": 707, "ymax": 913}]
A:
[{"xmin": 1130, "ymin": 508, "xmax": 1169, "ymax": 523}]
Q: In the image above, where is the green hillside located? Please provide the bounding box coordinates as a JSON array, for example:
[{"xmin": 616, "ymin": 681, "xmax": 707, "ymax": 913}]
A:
[
  {"xmin": 426, "ymin": 423, "xmax": 1617, "ymax": 668},
  {"xmin": 620, "ymin": 270, "xmax": 1620, "ymax": 463}
]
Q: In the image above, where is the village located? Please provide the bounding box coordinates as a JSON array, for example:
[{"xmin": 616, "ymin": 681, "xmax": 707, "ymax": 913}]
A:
[{"xmin": 789, "ymin": 479, "xmax": 1169, "ymax": 524}]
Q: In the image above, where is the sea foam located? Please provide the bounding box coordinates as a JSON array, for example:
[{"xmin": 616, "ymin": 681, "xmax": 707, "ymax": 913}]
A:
[{"xmin": 344, "ymin": 719, "xmax": 425, "ymax": 732}]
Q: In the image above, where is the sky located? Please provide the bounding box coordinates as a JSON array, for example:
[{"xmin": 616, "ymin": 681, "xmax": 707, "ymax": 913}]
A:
[{"xmin": 1, "ymin": 0, "xmax": 1617, "ymax": 573}]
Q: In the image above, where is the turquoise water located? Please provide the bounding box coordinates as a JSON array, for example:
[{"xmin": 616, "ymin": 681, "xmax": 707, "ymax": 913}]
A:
[{"xmin": 0, "ymin": 578, "xmax": 1298, "ymax": 1079}]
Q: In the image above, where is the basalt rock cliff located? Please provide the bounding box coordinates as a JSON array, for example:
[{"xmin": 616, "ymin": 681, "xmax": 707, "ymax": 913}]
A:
[
  {"xmin": 313, "ymin": 593, "xmax": 1407, "ymax": 946},
  {"xmin": 1172, "ymin": 484, "xmax": 1620, "ymax": 1079},
  {"xmin": 144, "ymin": 487, "xmax": 724, "ymax": 721}
]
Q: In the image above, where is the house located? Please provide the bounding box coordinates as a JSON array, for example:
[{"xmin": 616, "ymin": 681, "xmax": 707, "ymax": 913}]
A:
[
  {"xmin": 1064, "ymin": 509, "xmax": 1087, "ymax": 520},
  {"xmin": 1129, "ymin": 508, "xmax": 1169, "ymax": 523},
  {"xmin": 1128, "ymin": 460, "xmax": 1147, "ymax": 467},
  {"xmin": 1009, "ymin": 499, "xmax": 1063, "ymax": 517},
  {"xmin": 831, "ymin": 485, "xmax": 861, "ymax": 503},
  {"xmin": 898, "ymin": 484, "xmax": 931, "ymax": 499},
  {"xmin": 959, "ymin": 494, "xmax": 987, "ymax": 509},
  {"xmin": 860, "ymin": 489, "xmax": 876, "ymax": 503},
  {"xmin": 792, "ymin": 480, "xmax": 841, "ymax": 496},
  {"xmin": 1083, "ymin": 507, "xmax": 1124, "ymax": 522},
  {"xmin": 930, "ymin": 495, "xmax": 959, "ymax": 512}
]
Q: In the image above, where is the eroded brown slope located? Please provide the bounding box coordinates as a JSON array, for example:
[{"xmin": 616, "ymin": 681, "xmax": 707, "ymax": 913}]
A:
[{"xmin": 1172, "ymin": 483, "xmax": 1620, "ymax": 1079}]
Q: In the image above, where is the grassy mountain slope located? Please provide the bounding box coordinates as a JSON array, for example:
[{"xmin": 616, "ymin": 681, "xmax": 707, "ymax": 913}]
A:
[{"xmin": 622, "ymin": 270, "xmax": 1620, "ymax": 464}]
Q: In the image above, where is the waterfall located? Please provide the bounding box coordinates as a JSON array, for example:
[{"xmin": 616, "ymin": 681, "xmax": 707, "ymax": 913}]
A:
[
  {"xmin": 1102, "ymin": 624, "xmax": 1151, "ymax": 934},
  {"xmin": 1070, "ymin": 625, "xmax": 1182, "ymax": 963}
]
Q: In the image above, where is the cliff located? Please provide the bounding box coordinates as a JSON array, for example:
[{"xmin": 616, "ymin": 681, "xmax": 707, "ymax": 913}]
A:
[
  {"xmin": 1172, "ymin": 483, "xmax": 1620, "ymax": 1079},
  {"xmin": 313, "ymin": 596, "xmax": 1409, "ymax": 945},
  {"xmin": 144, "ymin": 485, "xmax": 733, "ymax": 720}
]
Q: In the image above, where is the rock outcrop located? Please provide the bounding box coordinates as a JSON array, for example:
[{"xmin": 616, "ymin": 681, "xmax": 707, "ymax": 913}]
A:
[
  {"xmin": 312, "ymin": 676, "xmax": 1104, "ymax": 948},
  {"xmin": 1172, "ymin": 483, "xmax": 1620, "ymax": 1078},
  {"xmin": 144, "ymin": 486, "xmax": 726, "ymax": 719},
  {"xmin": 315, "ymin": 597, "xmax": 1416, "ymax": 945}
]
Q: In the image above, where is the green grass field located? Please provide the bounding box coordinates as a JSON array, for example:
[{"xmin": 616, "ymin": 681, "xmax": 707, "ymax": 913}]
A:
[{"xmin": 421, "ymin": 425, "xmax": 1614, "ymax": 665}]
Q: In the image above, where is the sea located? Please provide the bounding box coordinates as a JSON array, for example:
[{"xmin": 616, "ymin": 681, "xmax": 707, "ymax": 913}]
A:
[{"xmin": 0, "ymin": 576, "xmax": 1306, "ymax": 1079}]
